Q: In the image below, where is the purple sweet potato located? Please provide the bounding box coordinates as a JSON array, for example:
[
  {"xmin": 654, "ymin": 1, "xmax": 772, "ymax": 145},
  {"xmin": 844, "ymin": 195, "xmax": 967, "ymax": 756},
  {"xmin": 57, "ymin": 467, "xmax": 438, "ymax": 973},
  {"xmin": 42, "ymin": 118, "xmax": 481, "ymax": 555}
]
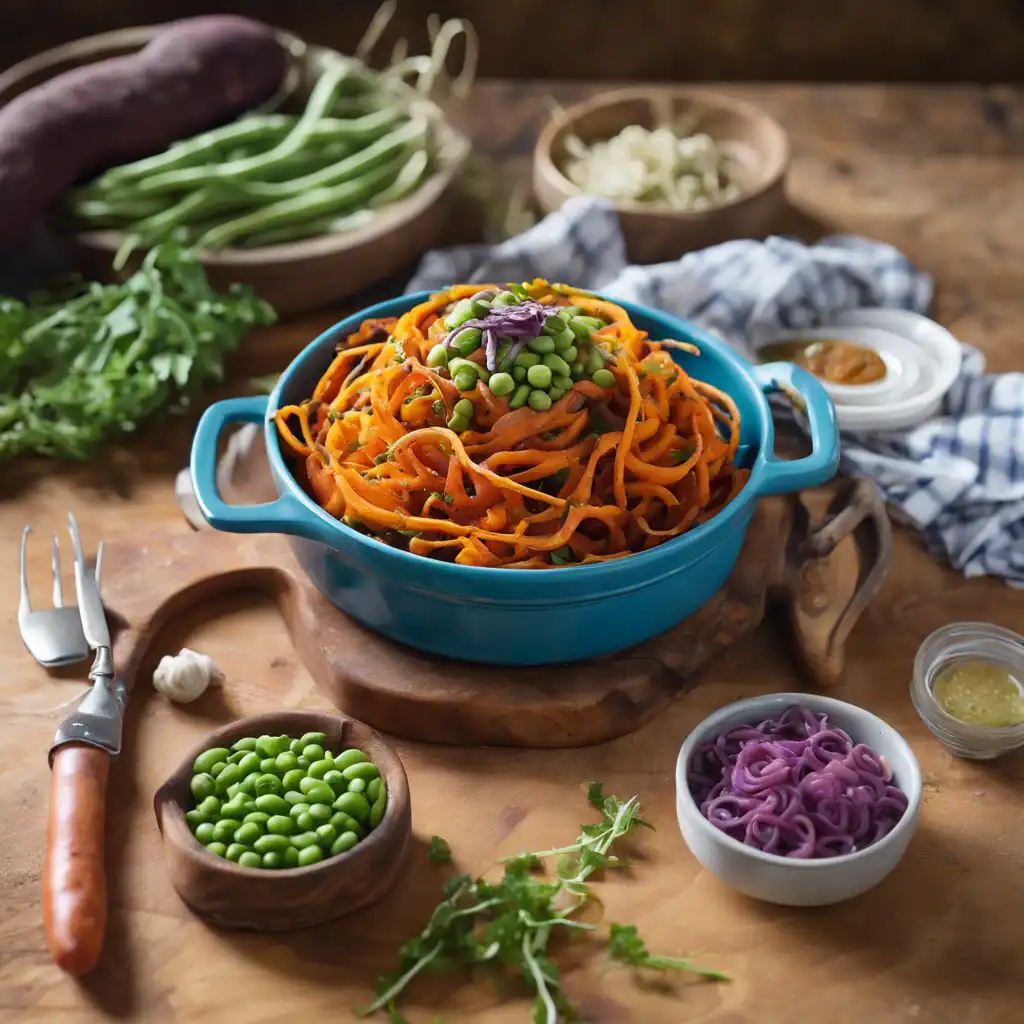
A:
[{"xmin": 0, "ymin": 16, "xmax": 286, "ymax": 243}]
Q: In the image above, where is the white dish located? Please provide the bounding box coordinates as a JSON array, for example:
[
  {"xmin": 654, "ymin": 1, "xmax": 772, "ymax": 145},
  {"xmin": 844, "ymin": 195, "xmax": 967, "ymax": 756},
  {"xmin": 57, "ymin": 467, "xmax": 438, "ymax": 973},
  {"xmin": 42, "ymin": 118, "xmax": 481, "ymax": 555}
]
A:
[{"xmin": 674, "ymin": 692, "xmax": 922, "ymax": 907}]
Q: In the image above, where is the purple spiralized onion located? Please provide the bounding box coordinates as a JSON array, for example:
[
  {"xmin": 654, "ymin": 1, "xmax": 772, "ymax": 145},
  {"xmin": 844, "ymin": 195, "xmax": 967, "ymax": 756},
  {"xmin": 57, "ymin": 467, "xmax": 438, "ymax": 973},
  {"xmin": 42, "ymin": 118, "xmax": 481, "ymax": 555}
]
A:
[
  {"xmin": 688, "ymin": 704, "xmax": 908, "ymax": 860},
  {"xmin": 442, "ymin": 298, "xmax": 555, "ymax": 371}
]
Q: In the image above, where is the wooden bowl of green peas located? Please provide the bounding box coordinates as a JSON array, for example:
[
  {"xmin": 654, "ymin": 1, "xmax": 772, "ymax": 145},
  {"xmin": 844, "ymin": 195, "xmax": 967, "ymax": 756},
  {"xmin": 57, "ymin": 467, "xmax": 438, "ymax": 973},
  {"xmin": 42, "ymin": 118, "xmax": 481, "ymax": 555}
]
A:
[{"xmin": 154, "ymin": 710, "xmax": 411, "ymax": 931}]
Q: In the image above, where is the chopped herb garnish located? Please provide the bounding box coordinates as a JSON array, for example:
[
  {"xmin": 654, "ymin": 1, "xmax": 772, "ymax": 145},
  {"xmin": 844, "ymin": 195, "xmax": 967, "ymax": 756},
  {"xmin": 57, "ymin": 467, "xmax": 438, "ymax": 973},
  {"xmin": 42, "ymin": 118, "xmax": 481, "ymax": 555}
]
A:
[
  {"xmin": 428, "ymin": 836, "xmax": 452, "ymax": 863},
  {"xmin": 670, "ymin": 444, "xmax": 696, "ymax": 464},
  {"xmin": 357, "ymin": 786, "xmax": 722, "ymax": 1022},
  {"xmin": 429, "ymin": 490, "xmax": 455, "ymax": 505},
  {"xmin": 431, "ymin": 400, "xmax": 445, "ymax": 416}
]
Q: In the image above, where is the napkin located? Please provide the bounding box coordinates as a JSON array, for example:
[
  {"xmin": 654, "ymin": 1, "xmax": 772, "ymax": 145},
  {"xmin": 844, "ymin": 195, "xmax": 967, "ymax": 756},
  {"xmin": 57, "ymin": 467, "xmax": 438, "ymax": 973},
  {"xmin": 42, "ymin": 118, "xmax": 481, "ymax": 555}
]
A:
[{"xmin": 409, "ymin": 196, "xmax": 1024, "ymax": 587}]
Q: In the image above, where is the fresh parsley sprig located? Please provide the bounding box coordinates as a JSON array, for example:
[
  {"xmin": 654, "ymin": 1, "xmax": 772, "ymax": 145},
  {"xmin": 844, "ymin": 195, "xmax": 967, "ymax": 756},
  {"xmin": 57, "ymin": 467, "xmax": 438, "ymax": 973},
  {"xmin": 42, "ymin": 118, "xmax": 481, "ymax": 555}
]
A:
[{"xmin": 359, "ymin": 784, "xmax": 726, "ymax": 1024}]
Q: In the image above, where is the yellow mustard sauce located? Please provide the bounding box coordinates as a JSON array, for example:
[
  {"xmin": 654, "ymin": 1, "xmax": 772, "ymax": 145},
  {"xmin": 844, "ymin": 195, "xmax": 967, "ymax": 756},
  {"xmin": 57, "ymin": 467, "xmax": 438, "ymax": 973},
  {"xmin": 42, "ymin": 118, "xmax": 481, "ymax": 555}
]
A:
[
  {"xmin": 931, "ymin": 660, "xmax": 1024, "ymax": 727},
  {"xmin": 761, "ymin": 339, "xmax": 887, "ymax": 386}
]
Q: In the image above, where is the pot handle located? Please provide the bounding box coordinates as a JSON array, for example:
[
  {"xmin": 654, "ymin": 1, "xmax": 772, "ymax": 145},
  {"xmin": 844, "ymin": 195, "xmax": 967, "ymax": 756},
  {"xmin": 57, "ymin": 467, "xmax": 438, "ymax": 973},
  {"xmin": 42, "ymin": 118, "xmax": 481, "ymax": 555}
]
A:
[
  {"xmin": 751, "ymin": 362, "xmax": 840, "ymax": 496},
  {"xmin": 190, "ymin": 396, "xmax": 313, "ymax": 536}
]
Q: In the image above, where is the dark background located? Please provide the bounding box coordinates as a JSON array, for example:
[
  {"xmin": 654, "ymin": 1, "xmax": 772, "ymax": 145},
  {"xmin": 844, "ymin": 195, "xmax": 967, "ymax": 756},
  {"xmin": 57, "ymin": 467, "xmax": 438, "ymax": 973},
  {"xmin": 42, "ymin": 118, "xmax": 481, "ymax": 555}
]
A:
[{"xmin": 3, "ymin": 0, "xmax": 1024, "ymax": 82}]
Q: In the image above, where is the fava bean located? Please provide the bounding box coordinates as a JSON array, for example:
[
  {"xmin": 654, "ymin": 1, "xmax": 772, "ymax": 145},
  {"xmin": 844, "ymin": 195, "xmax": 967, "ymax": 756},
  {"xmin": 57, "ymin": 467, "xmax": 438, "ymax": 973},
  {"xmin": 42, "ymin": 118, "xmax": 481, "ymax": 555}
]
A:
[
  {"xmin": 527, "ymin": 335, "xmax": 556, "ymax": 355},
  {"xmin": 266, "ymin": 815, "xmax": 296, "ymax": 835},
  {"xmin": 453, "ymin": 370, "xmax": 476, "ymax": 393},
  {"xmin": 455, "ymin": 328, "xmax": 482, "ymax": 357},
  {"xmin": 235, "ymin": 753, "xmax": 262, "ymax": 777},
  {"xmin": 281, "ymin": 769, "xmax": 306, "ymax": 792},
  {"xmin": 238, "ymin": 851, "xmax": 262, "ymax": 868},
  {"xmin": 296, "ymin": 756, "xmax": 310, "ymax": 769},
  {"xmin": 297, "ymin": 845, "xmax": 324, "ymax": 866},
  {"xmin": 329, "ymin": 812, "xmax": 366, "ymax": 838},
  {"xmin": 242, "ymin": 812, "xmax": 271, "ymax": 827},
  {"xmin": 214, "ymin": 763, "xmax": 243, "ymax": 794},
  {"xmin": 513, "ymin": 366, "xmax": 527, "ymax": 382},
  {"xmin": 551, "ymin": 328, "xmax": 575, "ymax": 352},
  {"xmin": 509, "ymin": 384, "xmax": 531, "ymax": 409},
  {"xmin": 193, "ymin": 747, "xmax": 231, "ymax": 775},
  {"xmin": 529, "ymin": 389, "xmax": 553, "ymax": 412},
  {"xmin": 562, "ymin": 345, "xmax": 578, "ymax": 364},
  {"xmin": 568, "ymin": 317, "xmax": 593, "ymax": 340},
  {"xmin": 301, "ymin": 744, "xmax": 325, "ymax": 762},
  {"xmin": 230, "ymin": 737, "xmax": 258, "ymax": 753},
  {"xmin": 275, "ymin": 751, "xmax": 299, "ymax": 774},
  {"xmin": 542, "ymin": 313, "xmax": 569, "ymax": 335},
  {"xmin": 289, "ymin": 738, "xmax": 305, "ymax": 755},
  {"xmin": 527, "ymin": 364, "xmax": 553, "ymax": 389},
  {"xmin": 585, "ymin": 347, "xmax": 605, "ymax": 374},
  {"xmin": 552, "ymin": 375, "xmax": 574, "ymax": 392},
  {"xmin": 218, "ymin": 799, "xmax": 247, "ymax": 820},
  {"xmin": 304, "ymin": 781, "xmax": 335, "ymax": 805},
  {"xmin": 206, "ymin": 842, "xmax": 227, "ymax": 857},
  {"xmin": 427, "ymin": 344, "xmax": 449, "ymax": 368},
  {"xmin": 226, "ymin": 749, "xmax": 248, "ymax": 764},
  {"xmin": 300, "ymin": 731, "xmax": 328, "ymax": 748},
  {"xmin": 283, "ymin": 846, "xmax": 300, "ymax": 868},
  {"xmin": 194, "ymin": 822, "xmax": 216, "ymax": 844},
  {"xmin": 330, "ymin": 831, "xmax": 360, "ymax": 856},
  {"xmin": 262, "ymin": 852, "xmax": 284, "ymax": 869},
  {"xmin": 257, "ymin": 735, "xmax": 291, "ymax": 757},
  {"xmin": 254, "ymin": 793, "xmax": 290, "ymax": 815},
  {"xmin": 570, "ymin": 361, "xmax": 585, "ymax": 379},
  {"xmin": 333, "ymin": 791, "xmax": 371, "ymax": 824},
  {"xmin": 284, "ymin": 790, "xmax": 307, "ymax": 806},
  {"xmin": 543, "ymin": 353, "xmax": 571, "ymax": 377},
  {"xmin": 347, "ymin": 778, "xmax": 367, "ymax": 795},
  {"xmin": 210, "ymin": 819, "xmax": 237, "ymax": 843},
  {"xmin": 309, "ymin": 803, "xmax": 333, "ymax": 824},
  {"xmin": 295, "ymin": 812, "xmax": 315, "ymax": 831},
  {"xmin": 315, "ymin": 823, "xmax": 338, "ymax": 847},
  {"xmin": 366, "ymin": 778, "xmax": 382, "ymax": 803},
  {"xmin": 290, "ymin": 831, "xmax": 319, "ymax": 850},
  {"xmin": 307, "ymin": 758, "xmax": 333, "ymax": 779},
  {"xmin": 514, "ymin": 350, "xmax": 540, "ymax": 369},
  {"xmin": 190, "ymin": 773, "xmax": 216, "ymax": 801},
  {"xmin": 369, "ymin": 786, "xmax": 388, "ymax": 829},
  {"xmin": 289, "ymin": 801, "xmax": 311, "ymax": 818},
  {"xmin": 255, "ymin": 773, "xmax": 282, "ymax": 796},
  {"xmin": 332, "ymin": 749, "xmax": 367, "ymax": 771},
  {"xmin": 239, "ymin": 773, "xmax": 261, "ymax": 796},
  {"xmin": 185, "ymin": 809, "xmax": 208, "ymax": 830},
  {"xmin": 197, "ymin": 795, "xmax": 221, "ymax": 818},
  {"xmin": 254, "ymin": 834, "xmax": 291, "ymax": 854},
  {"xmin": 225, "ymin": 783, "xmax": 242, "ymax": 800},
  {"xmin": 234, "ymin": 822, "xmax": 264, "ymax": 845},
  {"xmin": 454, "ymin": 398, "xmax": 474, "ymax": 420},
  {"xmin": 493, "ymin": 291, "xmax": 517, "ymax": 307},
  {"xmin": 259, "ymin": 757, "xmax": 278, "ymax": 774},
  {"xmin": 549, "ymin": 387, "xmax": 565, "ymax": 401},
  {"xmin": 488, "ymin": 372, "xmax": 515, "ymax": 396},
  {"xmin": 592, "ymin": 368, "xmax": 616, "ymax": 388},
  {"xmin": 322, "ymin": 770, "xmax": 347, "ymax": 792},
  {"xmin": 225, "ymin": 843, "xmax": 246, "ymax": 862},
  {"xmin": 447, "ymin": 412, "xmax": 470, "ymax": 432}
]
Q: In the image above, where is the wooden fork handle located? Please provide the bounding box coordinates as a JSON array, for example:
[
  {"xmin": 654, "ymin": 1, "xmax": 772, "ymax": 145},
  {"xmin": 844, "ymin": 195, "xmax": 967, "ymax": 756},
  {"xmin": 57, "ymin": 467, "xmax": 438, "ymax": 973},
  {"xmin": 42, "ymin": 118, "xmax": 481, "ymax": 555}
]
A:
[{"xmin": 43, "ymin": 742, "xmax": 110, "ymax": 975}]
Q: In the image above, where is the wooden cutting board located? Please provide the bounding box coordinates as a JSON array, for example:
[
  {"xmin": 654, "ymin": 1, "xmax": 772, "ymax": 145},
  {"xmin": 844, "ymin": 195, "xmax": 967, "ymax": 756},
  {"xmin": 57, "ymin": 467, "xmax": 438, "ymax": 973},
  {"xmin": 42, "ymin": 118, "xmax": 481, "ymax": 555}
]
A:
[{"xmin": 102, "ymin": 439, "xmax": 891, "ymax": 748}]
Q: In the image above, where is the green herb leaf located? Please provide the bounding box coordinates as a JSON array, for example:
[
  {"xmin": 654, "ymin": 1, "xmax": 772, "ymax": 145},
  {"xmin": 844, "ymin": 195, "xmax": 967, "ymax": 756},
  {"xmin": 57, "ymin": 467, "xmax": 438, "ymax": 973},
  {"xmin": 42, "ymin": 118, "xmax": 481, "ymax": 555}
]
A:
[
  {"xmin": 607, "ymin": 923, "xmax": 730, "ymax": 980},
  {"xmin": 428, "ymin": 836, "xmax": 452, "ymax": 863}
]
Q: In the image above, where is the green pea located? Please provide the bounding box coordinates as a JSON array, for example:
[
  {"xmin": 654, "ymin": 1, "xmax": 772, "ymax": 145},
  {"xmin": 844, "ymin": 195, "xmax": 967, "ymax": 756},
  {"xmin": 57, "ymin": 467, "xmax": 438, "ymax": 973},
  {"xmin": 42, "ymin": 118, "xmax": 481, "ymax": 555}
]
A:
[
  {"xmin": 211, "ymin": 819, "xmax": 238, "ymax": 843},
  {"xmin": 281, "ymin": 769, "xmax": 305, "ymax": 792},
  {"xmin": 230, "ymin": 737, "xmax": 258, "ymax": 753},
  {"xmin": 295, "ymin": 812, "xmax": 315, "ymax": 831},
  {"xmin": 254, "ymin": 773, "xmax": 282, "ymax": 797},
  {"xmin": 528, "ymin": 390, "xmax": 552, "ymax": 412},
  {"xmin": 454, "ymin": 328, "xmax": 482, "ymax": 356},
  {"xmin": 242, "ymin": 811, "xmax": 270, "ymax": 826},
  {"xmin": 214, "ymin": 763, "xmax": 243, "ymax": 794},
  {"xmin": 366, "ymin": 778, "xmax": 383, "ymax": 803},
  {"xmin": 586, "ymin": 347, "xmax": 605, "ymax": 374},
  {"xmin": 570, "ymin": 361, "xmax": 586, "ymax": 379},
  {"xmin": 254, "ymin": 834, "xmax": 291, "ymax": 854},
  {"xmin": 549, "ymin": 387, "xmax": 565, "ymax": 401},
  {"xmin": 527, "ymin": 364, "xmax": 553, "ymax": 389},
  {"xmin": 514, "ymin": 350, "xmax": 541, "ymax": 369},
  {"xmin": 369, "ymin": 787, "xmax": 388, "ymax": 830},
  {"xmin": 568, "ymin": 316, "xmax": 593, "ymax": 340},
  {"xmin": 298, "ymin": 845, "xmax": 324, "ymax": 867},
  {"xmin": 193, "ymin": 747, "xmax": 231, "ymax": 775},
  {"xmin": 289, "ymin": 738, "xmax": 304, "ymax": 755},
  {"xmin": 185, "ymin": 809, "xmax": 208, "ymax": 831},
  {"xmin": 197, "ymin": 795, "xmax": 221, "ymax": 818},
  {"xmin": 592, "ymin": 368, "xmax": 616, "ymax": 388},
  {"xmin": 543, "ymin": 353, "xmax": 571, "ymax": 377},
  {"xmin": 509, "ymin": 383, "xmax": 531, "ymax": 409},
  {"xmin": 332, "ymin": 791, "xmax": 372, "ymax": 824},
  {"xmin": 426, "ymin": 343, "xmax": 449, "ymax": 368},
  {"xmin": 225, "ymin": 782, "xmax": 242, "ymax": 800},
  {"xmin": 190, "ymin": 773, "xmax": 216, "ymax": 801},
  {"xmin": 194, "ymin": 822, "xmax": 216, "ymax": 844},
  {"xmin": 551, "ymin": 328, "xmax": 575, "ymax": 352},
  {"xmin": 347, "ymin": 778, "xmax": 367, "ymax": 795},
  {"xmin": 309, "ymin": 803, "xmax": 333, "ymax": 823},
  {"xmin": 209, "ymin": 761, "xmax": 227, "ymax": 777},
  {"xmin": 453, "ymin": 370, "xmax": 476, "ymax": 393},
  {"xmin": 512, "ymin": 365, "xmax": 527, "ymax": 382},
  {"xmin": 261, "ymin": 852, "xmax": 284, "ymax": 869},
  {"xmin": 274, "ymin": 751, "xmax": 299, "ymax": 775},
  {"xmin": 290, "ymin": 831, "xmax": 320, "ymax": 850},
  {"xmin": 332, "ymin": 749, "xmax": 367, "ymax": 771},
  {"xmin": 493, "ymin": 291, "xmax": 517, "ymax": 307},
  {"xmin": 226, "ymin": 749, "xmax": 248, "ymax": 765},
  {"xmin": 254, "ymin": 793, "xmax": 290, "ymax": 815},
  {"xmin": 341, "ymin": 762, "xmax": 380, "ymax": 783},
  {"xmin": 225, "ymin": 843, "xmax": 246, "ymax": 862},
  {"xmin": 283, "ymin": 846, "xmax": 300, "ymax": 868},
  {"xmin": 266, "ymin": 815, "xmax": 296, "ymax": 835},
  {"xmin": 323, "ymin": 770, "xmax": 347, "ymax": 792},
  {"xmin": 234, "ymin": 822, "xmax": 263, "ymax": 845},
  {"xmin": 330, "ymin": 832, "xmax": 360, "ymax": 856},
  {"xmin": 329, "ymin": 812, "xmax": 366, "ymax": 838},
  {"xmin": 315, "ymin": 823, "xmax": 338, "ymax": 847},
  {"xmin": 454, "ymin": 398, "xmax": 474, "ymax": 419},
  {"xmin": 259, "ymin": 757, "xmax": 278, "ymax": 774},
  {"xmin": 289, "ymin": 801, "xmax": 311, "ymax": 818},
  {"xmin": 235, "ymin": 753, "xmax": 262, "ymax": 777},
  {"xmin": 238, "ymin": 851, "xmax": 262, "ymax": 869},
  {"xmin": 487, "ymin": 372, "xmax": 515, "ymax": 397},
  {"xmin": 296, "ymin": 755, "xmax": 310, "ymax": 769},
  {"xmin": 552, "ymin": 375, "xmax": 574, "ymax": 392},
  {"xmin": 205, "ymin": 841, "xmax": 228, "ymax": 858},
  {"xmin": 562, "ymin": 345, "xmax": 578, "ymax": 364},
  {"xmin": 284, "ymin": 790, "xmax": 307, "ymax": 806}
]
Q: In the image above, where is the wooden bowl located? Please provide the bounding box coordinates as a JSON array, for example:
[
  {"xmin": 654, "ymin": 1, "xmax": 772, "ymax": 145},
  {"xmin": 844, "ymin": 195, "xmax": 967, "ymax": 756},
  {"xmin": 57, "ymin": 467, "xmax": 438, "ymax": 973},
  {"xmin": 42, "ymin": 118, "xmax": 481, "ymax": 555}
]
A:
[
  {"xmin": 153, "ymin": 710, "xmax": 411, "ymax": 931},
  {"xmin": 0, "ymin": 27, "xmax": 470, "ymax": 317},
  {"xmin": 533, "ymin": 87, "xmax": 790, "ymax": 265}
]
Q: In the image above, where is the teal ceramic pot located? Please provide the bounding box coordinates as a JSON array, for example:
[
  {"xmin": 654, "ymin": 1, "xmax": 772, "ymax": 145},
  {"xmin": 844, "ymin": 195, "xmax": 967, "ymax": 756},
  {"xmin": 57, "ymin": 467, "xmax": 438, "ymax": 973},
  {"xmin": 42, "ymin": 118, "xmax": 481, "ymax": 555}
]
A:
[{"xmin": 191, "ymin": 293, "xmax": 839, "ymax": 665}]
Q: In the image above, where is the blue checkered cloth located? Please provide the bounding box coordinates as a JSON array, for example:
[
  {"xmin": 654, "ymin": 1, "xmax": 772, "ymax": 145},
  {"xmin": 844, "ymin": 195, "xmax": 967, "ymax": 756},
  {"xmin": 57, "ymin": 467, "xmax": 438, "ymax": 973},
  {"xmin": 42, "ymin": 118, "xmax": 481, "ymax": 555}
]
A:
[{"xmin": 410, "ymin": 196, "xmax": 1024, "ymax": 587}]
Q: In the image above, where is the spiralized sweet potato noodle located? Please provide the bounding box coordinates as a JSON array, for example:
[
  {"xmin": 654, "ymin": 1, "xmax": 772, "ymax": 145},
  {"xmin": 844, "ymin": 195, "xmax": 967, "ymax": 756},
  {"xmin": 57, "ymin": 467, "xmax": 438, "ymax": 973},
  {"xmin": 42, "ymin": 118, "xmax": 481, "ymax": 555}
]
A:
[
  {"xmin": 688, "ymin": 705, "xmax": 909, "ymax": 859},
  {"xmin": 274, "ymin": 281, "xmax": 749, "ymax": 568}
]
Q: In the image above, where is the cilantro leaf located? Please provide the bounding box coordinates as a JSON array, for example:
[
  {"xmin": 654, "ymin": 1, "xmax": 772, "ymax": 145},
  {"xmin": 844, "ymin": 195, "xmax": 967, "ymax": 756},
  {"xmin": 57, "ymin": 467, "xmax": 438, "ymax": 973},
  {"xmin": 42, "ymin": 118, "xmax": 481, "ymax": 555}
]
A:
[
  {"xmin": 428, "ymin": 836, "xmax": 452, "ymax": 863},
  {"xmin": 607, "ymin": 923, "xmax": 730, "ymax": 980}
]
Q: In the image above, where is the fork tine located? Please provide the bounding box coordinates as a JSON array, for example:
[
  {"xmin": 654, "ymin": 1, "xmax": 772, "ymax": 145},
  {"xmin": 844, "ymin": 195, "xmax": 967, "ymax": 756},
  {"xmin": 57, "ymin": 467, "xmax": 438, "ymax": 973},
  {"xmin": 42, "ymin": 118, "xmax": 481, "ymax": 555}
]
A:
[
  {"xmin": 19, "ymin": 525, "xmax": 31, "ymax": 617},
  {"xmin": 51, "ymin": 534, "xmax": 64, "ymax": 607},
  {"xmin": 94, "ymin": 541, "xmax": 104, "ymax": 593},
  {"xmin": 67, "ymin": 511, "xmax": 85, "ymax": 564}
]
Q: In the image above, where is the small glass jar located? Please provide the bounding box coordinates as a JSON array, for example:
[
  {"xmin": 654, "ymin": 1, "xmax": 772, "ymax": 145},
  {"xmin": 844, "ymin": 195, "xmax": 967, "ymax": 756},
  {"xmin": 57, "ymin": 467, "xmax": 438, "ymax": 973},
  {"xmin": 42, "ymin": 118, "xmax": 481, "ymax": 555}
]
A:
[{"xmin": 911, "ymin": 621, "xmax": 1024, "ymax": 760}]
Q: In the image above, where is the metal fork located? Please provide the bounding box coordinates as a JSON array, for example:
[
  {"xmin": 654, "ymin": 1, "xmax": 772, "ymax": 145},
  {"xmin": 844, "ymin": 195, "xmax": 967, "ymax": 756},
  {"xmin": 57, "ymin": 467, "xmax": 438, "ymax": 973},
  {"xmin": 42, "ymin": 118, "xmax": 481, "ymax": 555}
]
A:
[{"xmin": 19, "ymin": 524, "xmax": 103, "ymax": 668}]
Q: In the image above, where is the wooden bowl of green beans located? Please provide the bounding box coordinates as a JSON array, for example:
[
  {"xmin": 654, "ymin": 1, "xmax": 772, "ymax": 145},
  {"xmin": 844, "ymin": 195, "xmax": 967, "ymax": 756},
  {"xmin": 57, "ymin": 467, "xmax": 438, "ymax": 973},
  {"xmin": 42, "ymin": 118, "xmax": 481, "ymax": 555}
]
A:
[
  {"xmin": 154, "ymin": 710, "xmax": 412, "ymax": 931},
  {"xmin": 0, "ymin": 25, "xmax": 469, "ymax": 316}
]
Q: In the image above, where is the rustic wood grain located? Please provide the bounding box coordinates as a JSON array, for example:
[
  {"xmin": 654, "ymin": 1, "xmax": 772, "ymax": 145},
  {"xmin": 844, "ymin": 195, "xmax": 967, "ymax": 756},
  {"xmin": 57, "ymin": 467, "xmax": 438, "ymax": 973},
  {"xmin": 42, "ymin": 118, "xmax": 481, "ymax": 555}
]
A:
[{"xmin": 0, "ymin": 83, "xmax": 1023, "ymax": 1024}]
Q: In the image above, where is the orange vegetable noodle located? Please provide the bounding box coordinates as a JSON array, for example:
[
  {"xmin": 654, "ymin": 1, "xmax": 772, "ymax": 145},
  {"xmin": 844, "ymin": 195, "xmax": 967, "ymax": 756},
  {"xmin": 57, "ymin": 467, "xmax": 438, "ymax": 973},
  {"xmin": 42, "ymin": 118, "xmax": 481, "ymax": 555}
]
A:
[{"xmin": 274, "ymin": 281, "xmax": 750, "ymax": 568}]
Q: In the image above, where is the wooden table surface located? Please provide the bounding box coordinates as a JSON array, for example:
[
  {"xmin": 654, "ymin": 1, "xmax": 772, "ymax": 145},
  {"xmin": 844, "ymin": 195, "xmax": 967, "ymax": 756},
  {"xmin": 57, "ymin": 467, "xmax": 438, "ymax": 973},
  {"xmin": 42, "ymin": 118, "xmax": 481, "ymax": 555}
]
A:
[{"xmin": 1, "ymin": 82, "xmax": 1022, "ymax": 1024}]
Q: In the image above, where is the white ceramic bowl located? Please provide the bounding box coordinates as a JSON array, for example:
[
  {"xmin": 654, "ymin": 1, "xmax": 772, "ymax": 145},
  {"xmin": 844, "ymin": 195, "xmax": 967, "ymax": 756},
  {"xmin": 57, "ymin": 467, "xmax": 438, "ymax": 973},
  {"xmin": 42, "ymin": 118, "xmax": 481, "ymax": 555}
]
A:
[{"xmin": 674, "ymin": 693, "xmax": 922, "ymax": 906}]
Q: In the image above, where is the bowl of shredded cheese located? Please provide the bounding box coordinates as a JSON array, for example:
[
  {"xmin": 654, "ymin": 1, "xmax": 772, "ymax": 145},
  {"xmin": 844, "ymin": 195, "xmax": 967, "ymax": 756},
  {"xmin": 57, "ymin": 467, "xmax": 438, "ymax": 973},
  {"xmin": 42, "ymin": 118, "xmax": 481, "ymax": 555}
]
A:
[{"xmin": 533, "ymin": 87, "xmax": 790, "ymax": 264}]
